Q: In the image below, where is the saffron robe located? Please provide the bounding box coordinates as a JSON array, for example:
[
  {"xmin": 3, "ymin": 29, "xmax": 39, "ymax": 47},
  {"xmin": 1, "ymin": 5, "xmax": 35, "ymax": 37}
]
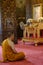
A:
[{"xmin": 2, "ymin": 39, "xmax": 25, "ymax": 62}]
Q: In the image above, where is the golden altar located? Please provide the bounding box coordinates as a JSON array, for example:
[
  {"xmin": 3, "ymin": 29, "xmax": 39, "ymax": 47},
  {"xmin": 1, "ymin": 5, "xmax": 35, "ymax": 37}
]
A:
[{"xmin": 22, "ymin": 19, "xmax": 43, "ymax": 46}]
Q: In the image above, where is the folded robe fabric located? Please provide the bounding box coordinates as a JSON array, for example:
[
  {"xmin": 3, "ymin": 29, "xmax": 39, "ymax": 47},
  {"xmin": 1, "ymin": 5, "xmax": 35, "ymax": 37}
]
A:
[{"xmin": 2, "ymin": 39, "xmax": 25, "ymax": 62}]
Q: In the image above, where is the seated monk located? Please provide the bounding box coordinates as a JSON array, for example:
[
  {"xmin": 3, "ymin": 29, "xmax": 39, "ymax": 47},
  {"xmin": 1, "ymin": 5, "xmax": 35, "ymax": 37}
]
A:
[{"xmin": 1, "ymin": 32, "xmax": 25, "ymax": 62}]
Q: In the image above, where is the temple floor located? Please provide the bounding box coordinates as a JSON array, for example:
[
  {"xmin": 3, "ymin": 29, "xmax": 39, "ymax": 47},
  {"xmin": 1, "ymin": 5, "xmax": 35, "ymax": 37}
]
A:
[{"xmin": 0, "ymin": 40, "xmax": 43, "ymax": 65}]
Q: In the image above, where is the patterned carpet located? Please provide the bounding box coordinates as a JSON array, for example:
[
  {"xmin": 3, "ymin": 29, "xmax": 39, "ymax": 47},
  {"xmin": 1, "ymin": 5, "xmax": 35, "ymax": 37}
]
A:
[{"xmin": 0, "ymin": 41, "xmax": 43, "ymax": 65}]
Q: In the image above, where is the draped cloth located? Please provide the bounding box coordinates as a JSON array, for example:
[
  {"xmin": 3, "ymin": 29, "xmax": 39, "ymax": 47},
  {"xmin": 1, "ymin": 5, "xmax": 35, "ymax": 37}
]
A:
[{"xmin": 2, "ymin": 39, "xmax": 25, "ymax": 62}]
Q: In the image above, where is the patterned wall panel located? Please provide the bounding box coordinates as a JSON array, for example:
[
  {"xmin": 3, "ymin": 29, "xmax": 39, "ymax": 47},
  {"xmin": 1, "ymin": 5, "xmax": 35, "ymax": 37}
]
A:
[{"xmin": 1, "ymin": 0, "xmax": 17, "ymax": 43}]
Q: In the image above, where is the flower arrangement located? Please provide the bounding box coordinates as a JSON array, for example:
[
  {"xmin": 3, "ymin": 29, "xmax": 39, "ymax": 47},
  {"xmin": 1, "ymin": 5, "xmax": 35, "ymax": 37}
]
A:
[{"xmin": 26, "ymin": 18, "xmax": 34, "ymax": 27}]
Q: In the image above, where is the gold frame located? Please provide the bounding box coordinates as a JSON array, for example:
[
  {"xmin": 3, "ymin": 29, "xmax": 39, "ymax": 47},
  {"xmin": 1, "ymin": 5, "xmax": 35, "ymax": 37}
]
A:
[{"xmin": 33, "ymin": 4, "xmax": 42, "ymax": 20}]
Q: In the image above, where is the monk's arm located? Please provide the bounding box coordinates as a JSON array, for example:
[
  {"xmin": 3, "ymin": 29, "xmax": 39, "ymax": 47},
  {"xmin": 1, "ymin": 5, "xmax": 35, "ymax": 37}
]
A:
[{"xmin": 8, "ymin": 41, "xmax": 17, "ymax": 53}]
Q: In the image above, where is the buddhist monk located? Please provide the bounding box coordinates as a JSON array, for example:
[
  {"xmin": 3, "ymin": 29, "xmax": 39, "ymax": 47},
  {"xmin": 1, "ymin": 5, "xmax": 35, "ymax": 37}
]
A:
[{"xmin": 1, "ymin": 32, "xmax": 25, "ymax": 62}]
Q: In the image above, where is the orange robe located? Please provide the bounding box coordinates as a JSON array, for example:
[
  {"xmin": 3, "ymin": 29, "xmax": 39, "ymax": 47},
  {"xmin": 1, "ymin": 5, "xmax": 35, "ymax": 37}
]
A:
[{"xmin": 2, "ymin": 39, "xmax": 25, "ymax": 62}]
